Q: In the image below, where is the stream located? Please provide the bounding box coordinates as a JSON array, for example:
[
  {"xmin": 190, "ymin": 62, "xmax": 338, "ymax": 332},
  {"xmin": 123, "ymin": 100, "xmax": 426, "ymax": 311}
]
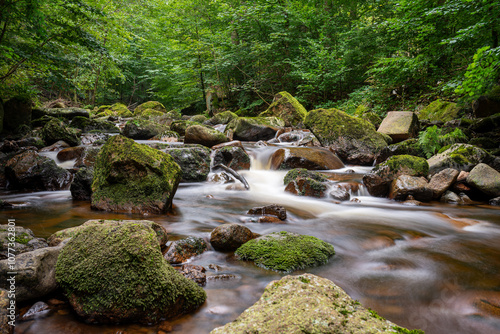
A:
[{"xmin": 2, "ymin": 141, "xmax": 500, "ymax": 334}]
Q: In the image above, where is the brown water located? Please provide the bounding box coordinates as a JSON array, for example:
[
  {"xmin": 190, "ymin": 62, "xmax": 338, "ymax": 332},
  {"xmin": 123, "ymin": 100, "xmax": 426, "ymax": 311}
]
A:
[{"xmin": 2, "ymin": 143, "xmax": 500, "ymax": 334}]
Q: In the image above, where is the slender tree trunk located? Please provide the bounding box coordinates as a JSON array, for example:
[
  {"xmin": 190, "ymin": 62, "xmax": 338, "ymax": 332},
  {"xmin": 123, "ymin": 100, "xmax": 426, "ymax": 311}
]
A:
[{"xmin": 493, "ymin": 28, "xmax": 499, "ymax": 48}]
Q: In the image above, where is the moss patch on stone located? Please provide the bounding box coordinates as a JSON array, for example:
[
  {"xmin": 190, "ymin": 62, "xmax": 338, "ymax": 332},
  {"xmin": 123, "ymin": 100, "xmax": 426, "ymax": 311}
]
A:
[
  {"xmin": 55, "ymin": 222, "xmax": 206, "ymax": 324},
  {"xmin": 235, "ymin": 231, "xmax": 335, "ymax": 272},
  {"xmin": 135, "ymin": 108, "xmax": 165, "ymax": 119},
  {"xmin": 41, "ymin": 118, "xmax": 81, "ymax": 146},
  {"xmin": 259, "ymin": 91, "xmax": 307, "ymax": 127},
  {"xmin": 134, "ymin": 101, "xmax": 167, "ymax": 115},
  {"xmin": 380, "ymin": 155, "xmax": 429, "ymax": 176},
  {"xmin": 418, "ymin": 100, "xmax": 461, "ymax": 122},
  {"xmin": 283, "ymin": 168, "xmax": 327, "ymax": 185}
]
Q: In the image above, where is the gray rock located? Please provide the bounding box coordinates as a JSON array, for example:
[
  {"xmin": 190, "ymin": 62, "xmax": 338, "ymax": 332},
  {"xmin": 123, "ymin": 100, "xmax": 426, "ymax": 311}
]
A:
[
  {"xmin": 212, "ymin": 146, "xmax": 251, "ymax": 171},
  {"xmin": 184, "ymin": 124, "xmax": 229, "ymax": 147},
  {"xmin": 440, "ymin": 190, "xmax": 461, "ymax": 204},
  {"xmin": 428, "ymin": 168, "xmax": 460, "ymax": 199},
  {"xmin": 467, "ymin": 163, "xmax": 500, "ymax": 197},
  {"xmin": 389, "ymin": 175, "xmax": 433, "ymax": 202},
  {"xmin": 427, "ymin": 144, "xmax": 492, "ymax": 175},
  {"xmin": 0, "ymin": 225, "xmax": 48, "ymax": 259},
  {"xmin": 0, "ymin": 241, "xmax": 67, "ymax": 302},
  {"xmin": 20, "ymin": 301, "xmax": 50, "ymax": 321},
  {"xmin": 270, "ymin": 147, "xmax": 344, "ymax": 170},
  {"xmin": 210, "ymin": 224, "xmax": 256, "ymax": 252},
  {"xmin": 377, "ymin": 111, "xmax": 419, "ymax": 143},
  {"xmin": 489, "ymin": 197, "xmax": 500, "ymax": 206},
  {"xmin": 247, "ymin": 204, "xmax": 287, "ymax": 220},
  {"xmin": 163, "ymin": 145, "xmax": 211, "ymax": 182},
  {"xmin": 330, "ymin": 186, "xmax": 351, "ymax": 201},
  {"xmin": 210, "ymin": 274, "xmax": 405, "ymax": 334}
]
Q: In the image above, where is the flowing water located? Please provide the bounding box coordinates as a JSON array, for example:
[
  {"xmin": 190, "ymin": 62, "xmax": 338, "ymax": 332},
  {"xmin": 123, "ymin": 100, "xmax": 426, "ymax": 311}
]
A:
[{"xmin": 2, "ymin": 142, "xmax": 500, "ymax": 334}]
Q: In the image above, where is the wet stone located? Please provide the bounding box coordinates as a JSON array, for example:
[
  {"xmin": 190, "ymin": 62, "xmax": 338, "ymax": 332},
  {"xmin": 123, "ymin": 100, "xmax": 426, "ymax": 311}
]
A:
[
  {"xmin": 177, "ymin": 264, "xmax": 206, "ymax": 286},
  {"xmin": 164, "ymin": 237, "xmax": 208, "ymax": 264},
  {"xmin": 210, "ymin": 224, "xmax": 256, "ymax": 252},
  {"xmin": 20, "ymin": 301, "xmax": 50, "ymax": 321},
  {"xmin": 247, "ymin": 204, "xmax": 286, "ymax": 220}
]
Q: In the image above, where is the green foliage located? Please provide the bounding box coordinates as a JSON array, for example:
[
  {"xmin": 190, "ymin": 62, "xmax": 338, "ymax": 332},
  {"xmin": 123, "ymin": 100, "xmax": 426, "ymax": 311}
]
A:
[{"xmin": 418, "ymin": 126, "xmax": 468, "ymax": 158}]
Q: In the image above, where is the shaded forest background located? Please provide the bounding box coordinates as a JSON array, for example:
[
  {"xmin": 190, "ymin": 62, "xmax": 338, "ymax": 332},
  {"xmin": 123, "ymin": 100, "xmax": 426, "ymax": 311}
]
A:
[{"xmin": 1, "ymin": 0, "xmax": 499, "ymax": 115}]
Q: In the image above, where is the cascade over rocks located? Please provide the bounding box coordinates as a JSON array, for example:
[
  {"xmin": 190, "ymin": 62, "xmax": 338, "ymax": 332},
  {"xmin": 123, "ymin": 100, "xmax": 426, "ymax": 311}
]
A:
[
  {"xmin": 210, "ymin": 274, "xmax": 407, "ymax": 334},
  {"xmin": 91, "ymin": 135, "xmax": 181, "ymax": 214},
  {"xmin": 55, "ymin": 221, "xmax": 206, "ymax": 324},
  {"xmin": 259, "ymin": 91, "xmax": 307, "ymax": 127},
  {"xmin": 212, "ymin": 146, "xmax": 250, "ymax": 171},
  {"xmin": 304, "ymin": 108, "xmax": 389, "ymax": 165},
  {"xmin": 225, "ymin": 117, "xmax": 285, "ymax": 141},
  {"xmin": 270, "ymin": 147, "xmax": 344, "ymax": 170},
  {"xmin": 363, "ymin": 155, "xmax": 429, "ymax": 197}
]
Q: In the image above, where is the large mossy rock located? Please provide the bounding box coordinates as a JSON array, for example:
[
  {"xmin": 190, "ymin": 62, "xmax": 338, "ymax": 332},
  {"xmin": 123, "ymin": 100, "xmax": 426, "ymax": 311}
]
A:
[
  {"xmin": 184, "ymin": 124, "xmax": 229, "ymax": 147},
  {"xmin": 375, "ymin": 138, "xmax": 426, "ymax": 164},
  {"xmin": 467, "ymin": 163, "xmax": 500, "ymax": 198},
  {"xmin": 304, "ymin": 108, "xmax": 389, "ymax": 165},
  {"xmin": 70, "ymin": 116, "xmax": 118, "ymax": 133},
  {"xmin": 134, "ymin": 101, "xmax": 167, "ymax": 115},
  {"xmin": 225, "ymin": 117, "xmax": 285, "ymax": 141},
  {"xmin": 91, "ymin": 135, "xmax": 181, "ymax": 214},
  {"xmin": 259, "ymin": 91, "xmax": 307, "ymax": 127},
  {"xmin": 210, "ymin": 274, "xmax": 407, "ymax": 334},
  {"xmin": 170, "ymin": 120, "xmax": 198, "ymax": 136},
  {"xmin": 32, "ymin": 107, "xmax": 89, "ymax": 120},
  {"xmin": 163, "ymin": 145, "xmax": 211, "ymax": 182},
  {"xmin": 235, "ymin": 231, "xmax": 335, "ymax": 272},
  {"xmin": 122, "ymin": 119, "xmax": 168, "ymax": 140},
  {"xmin": 270, "ymin": 147, "xmax": 344, "ymax": 170},
  {"xmin": 5, "ymin": 150, "xmax": 72, "ymax": 191},
  {"xmin": 472, "ymin": 86, "xmax": 500, "ymax": 118},
  {"xmin": 418, "ymin": 100, "xmax": 462, "ymax": 122},
  {"xmin": 377, "ymin": 111, "xmax": 419, "ymax": 143},
  {"xmin": 41, "ymin": 118, "xmax": 80, "ymax": 146},
  {"xmin": 55, "ymin": 222, "xmax": 206, "ymax": 324},
  {"xmin": 204, "ymin": 111, "xmax": 238, "ymax": 126},
  {"xmin": 95, "ymin": 103, "xmax": 132, "ymax": 118},
  {"xmin": 135, "ymin": 108, "xmax": 165, "ymax": 119},
  {"xmin": 363, "ymin": 155, "xmax": 429, "ymax": 197},
  {"xmin": 3, "ymin": 96, "xmax": 32, "ymax": 133},
  {"xmin": 427, "ymin": 143, "xmax": 493, "ymax": 175}
]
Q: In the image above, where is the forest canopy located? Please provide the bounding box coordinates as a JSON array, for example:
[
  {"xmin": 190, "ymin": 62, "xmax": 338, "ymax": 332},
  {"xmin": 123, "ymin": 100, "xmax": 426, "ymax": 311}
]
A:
[{"xmin": 1, "ymin": 0, "xmax": 499, "ymax": 114}]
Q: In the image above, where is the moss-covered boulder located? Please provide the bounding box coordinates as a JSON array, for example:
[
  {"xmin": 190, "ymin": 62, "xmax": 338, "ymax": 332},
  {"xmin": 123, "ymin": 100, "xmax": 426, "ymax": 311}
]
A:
[
  {"xmin": 467, "ymin": 163, "xmax": 500, "ymax": 198},
  {"xmin": 472, "ymin": 86, "xmax": 500, "ymax": 118},
  {"xmin": 91, "ymin": 135, "xmax": 181, "ymax": 214},
  {"xmin": 47, "ymin": 219, "xmax": 168, "ymax": 247},
  {"xmin": 134, "ymin": 108, "xmax": 165, "ymax": 119},
  {"xmin": 235, "ymin": 231, "xmax": 335, "ymax": 272},
  {"xmin": 95, "ymin": 103, "xmax": 133, "ymax": 118},
  {"xmin": 205, "ymin": 111, "xmax": 238, "ymax": 126},
  {"xmin": 363, "ymin": 155, "xmax": 429, "ymax": 197},
  {"xmin": 418, "ymin": 100, "xmax": 462, "ymax": 122},
  {"xmin": 32, "ymin": 107, "xmax": 89, "ymax": 120},
  {"xmin": 283, "ymin": 168, "xmax": 329, "ymax": 197},
  {"xmin": 270, "ymin": 147, "xmax": 344, "ymax": 170},
  {"xmin": 134, "ymin": 101, "xmax": 167, "ymax": 115},
  {"xmin": 259, "ymin": 91, "xmax": 307, "ymax": 127},
  {"xmin": 304, "ymin": 108, "xmax": 389, "ymax": 165},
  {"xmin": 170, "ymin": 120, "xmax": 198, "ymax": 136},
  {"xmin": 210, "ymin": 273, "xmax": 412, "ymax": 334},
  {"xmin": 163, "ymin": 145, "xmax": 211, "ymax": 182},
  {"xmin": 70, "ymin": 116, "xmax": 119, "ymax": 133},
  {"xmin": 3, "ymin": 96, "xmax": 32, "ymax": 133},
  {"xmin": 55, "ymin": 222, "xmax": 206, "ymax": 324},
  {"xmin": 225, "ymin": 117, "xmax": 285, "ymax": 141},
  {"xmin": 122, "ymin": 119, "xmax": 169, "ymax": 140},
  {"xmin": 164, "ymin": 237, "xmax": 208, "ymax": 264},
  {"xmin": 375, "ymin": 138, "xmax": 426, "ymax": 164},
  {"xmin": 189, "ymin": 114, "xmax": 207, "ymax": 123},
  {"xmin": 212, "ymin": 146, "xmax": 251, "ymax": 171},
  {"xmin": 427, "ymin": 143, "xmax": 493, "ymax": 175},
  {"xmin": 184, "ymin": 124, "xmax": 229, "ymax": 147},
  {"xmin": 5, "ymin": 150, "xmax": 72, "ymax": 191},
  {"xmin": 362, "ymin": 112, "xmax": 383, "ymax": 128},
  {"xmin": 41, "ymin": 118, "xmax": 80, "ymax": 146},
  {"xmin": 377, "ymin": 111, "xmax": 420, "ymax": 143}
]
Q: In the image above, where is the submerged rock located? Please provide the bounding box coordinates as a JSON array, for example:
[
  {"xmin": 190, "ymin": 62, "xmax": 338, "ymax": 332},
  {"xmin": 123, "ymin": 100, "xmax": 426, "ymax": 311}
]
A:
[
  {"xmin": 235, "ymin": 231, "xmax": 335, "ymax": 272},
  {"xmin": 5, "ymin": 150, "xmax": 72, "ymax": 191},
  {"xmin": 164, "ymin": 237, "xmax": 208, "ymax": 264},
  {"xmin": 259, "ymin": 91, "xmax": 307, "ymax": 127},
  {"xmin": 210, "ymin": 224, "xmax": 256, "ymax": 252},
  {"xmin": 304, "ymin": 108, "xmax": 389, "ymax": 165},
  {"xmin": 55, "ymin": 222, "xmax": 206, "ymax": 324},
  {"xmin": 225, "ymin": 117, "xmax": 285, "ymax": 141},
  {"xmin": 270, "ymin": 147, "xmax": 344, "ymax": 170},
  {"xmin": 163, "ymin": 145, "xmax": 211, "ymax": 182},
  {"xmin": 210, "ymin": 273, "xmax": 409, "ymax": 334},
  {"xmin": 91, "ymin": 135, "xmax": 181, "ymax": 214},
  {"xmin": 363, "ymin": 155, "xmax": 429, "ymax": 197}
]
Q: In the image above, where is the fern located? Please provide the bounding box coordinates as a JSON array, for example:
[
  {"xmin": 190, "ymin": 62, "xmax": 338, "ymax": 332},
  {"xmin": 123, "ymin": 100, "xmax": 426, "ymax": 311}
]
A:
[{"xmin": 418, "ymin": 126, "xmax": 468, "ymax": 158}]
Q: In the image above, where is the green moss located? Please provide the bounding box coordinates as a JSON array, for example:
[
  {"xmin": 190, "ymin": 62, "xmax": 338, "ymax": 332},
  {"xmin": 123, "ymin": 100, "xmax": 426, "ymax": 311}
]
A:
[
  {"xmin": 418, "ymin": 100, "xmax": 461, "ymax": 122},
  {"xmin": 379, "ymin": 155, "xmax": 429, "ymax": 176},
  {"xmin": 259, "ymin": 91, "xmax": 307, "ymax": 126},
  {"xmin": 41, "ymin": 118, "xmax": 81, "ymax": 146},
  {"xmin": 392, "ymin": 326, "xmax": 425, "ymax": 334},
  {"xmin": 135, "ymin": 108, "xmax": 165, "ymax": 118},
  {"xmin": 14, "ymin": 232, "xmax": 31, "ymax": 245},
  {"xmin": 135, "ymin": 101, "xmax": 167, "ymax": 115},
  {"xmin": 235, "ymin": 231, "xmax": 335, "ymax": 272},
  {"xmin": 368, "ymin": 308, "xmax": 384, "ymax": 321},
  {"xmin": 55, "ymin": 222, "xmax": 206, "ymax": 323},
  {"xmin": 190, "ymin": 114, "xmax": 207, "ymax": 123},
  {"xmin": 283, "ymin": 168, "xmax": 327, "ymax": 185},
  {"xmin": 91, "ymin": 135, "xmax": 182, "ymax": 213},
  {"xmin": 210, "ymin": 111, "xmax": 239, "ymax": 125}
]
